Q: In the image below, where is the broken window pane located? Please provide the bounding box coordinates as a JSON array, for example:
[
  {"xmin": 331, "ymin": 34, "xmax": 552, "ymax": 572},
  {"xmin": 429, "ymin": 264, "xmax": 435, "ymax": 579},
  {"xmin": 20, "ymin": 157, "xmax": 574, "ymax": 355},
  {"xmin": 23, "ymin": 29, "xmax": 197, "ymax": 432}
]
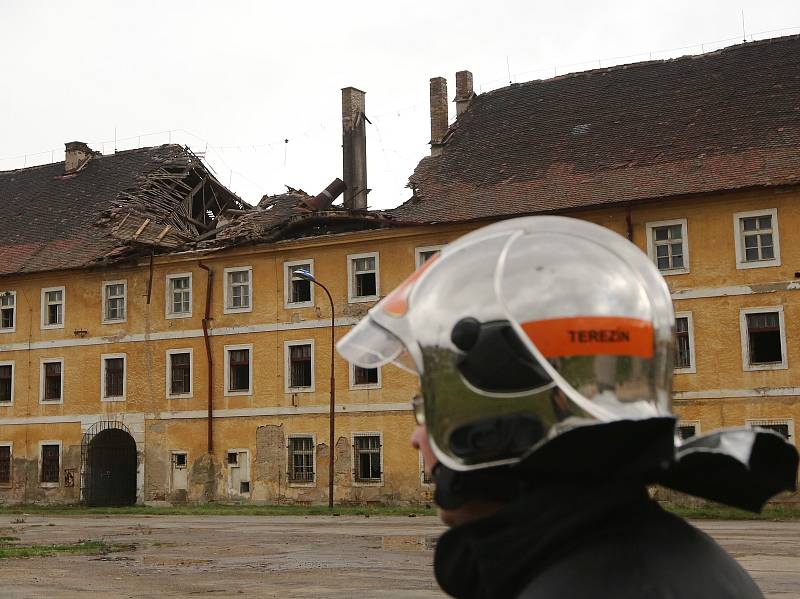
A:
[
  {"xmin": 0, "ymin": 293, "xmax": 15, "ymax": 330},
  {"xmin": 352, "ymin": 256, "xmax": 377, "ymax": 298},
  {"xmin": 289, "ymin": 264, "xmax": 312, "ymax": 304},
  {"xmin": 44, "ymin": 289, "xmax": 63, "ymax": 326},
  {"xmin": 746, "ymin": 312, "xmax": 782, "ymax": 364}
]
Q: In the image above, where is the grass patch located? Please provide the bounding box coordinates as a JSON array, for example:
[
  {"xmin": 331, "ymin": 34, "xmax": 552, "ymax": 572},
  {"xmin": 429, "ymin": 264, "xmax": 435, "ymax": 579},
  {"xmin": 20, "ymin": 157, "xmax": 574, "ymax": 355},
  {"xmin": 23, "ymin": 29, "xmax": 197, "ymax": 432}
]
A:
[
  {"xmin": 0, "ymin": 539, "xmax": 127, "ymax": 559},
  {"xmin": 661, "ymin": 502, "xmax": 800, "ymax": 520},
  {"xmin": 0, "ymin": 503, "xmax": 436, "ymax": 517}
]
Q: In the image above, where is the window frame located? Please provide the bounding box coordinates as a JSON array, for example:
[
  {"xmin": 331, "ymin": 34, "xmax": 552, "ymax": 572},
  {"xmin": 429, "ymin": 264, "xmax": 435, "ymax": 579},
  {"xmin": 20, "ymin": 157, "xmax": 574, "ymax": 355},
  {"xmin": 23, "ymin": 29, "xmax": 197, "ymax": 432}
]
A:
[
  {"xmin": 347, "ymin": 252, "xmax": 380, "ymax": 303},
  {"xmin": 645, "ymin": 218, "xmax": 690, "ymax": 276},
  {"xmin": 733, "ymin": 208, "xmax": 781, "ymax": 269},
  {"xmin": 284, "ymin": 259, "xmax": 315, "ymax": 309},
  {"xmin": 284, "ymin": 339, "xmax": 315, "ymax": 393},
  {"xmin": 165, "ymin": 272, "xmax": 193, "ymax": 319},
  {"xmin": 100, "ymin": 353, "xmax": 127, "ymax": 402},
  {"xmin": 41, "ymin": 286, "xmax": 65, "ymax": 330},
  {"xmin": 39, "ymin": 357, "xmax": 65, "ymax": 405},
  {"xmin": 676, "ymin": 421, "xmax": 701, "ymax": 440},
  {"xmin": 223, "ymin": 266, "xmax": 253, "ymax": 314},
  {"xmin": 101, "ymin": 279, "xmax": 128, "ymax": 324},
  {"xmin": 673, "ymin": 311, "xmax": 697, "ymax": 375},
  {"xmin": 224, "ymin": 343, "xmax": 253, "ymax": 396},
  {"xmin": 165, "ymin": 348, "xmax": 193, "ymax": 399},
  {"xmin": 415, "ymin": 245, "xmax": 445, "ymax": 269},
  {"xmin": 39, "ymin": 440, "xmax": 61, "ymax": 487},
  {"xmin": 287, "ymin": 434, "xmax": 316, "ymax": 487},
  {"xmin": 351, "ymin": 432, "xmax": 384, "ymax": 486},
  {"xmin": 746, "ymin": 418, "xmax": 794, "ymax": 442},
  {"xmin": 0, "ymin": 290, "xmax": 17, "ymax": 333},
  {"xmin": 226, "ymin": 448, "xmax": 251, "ymax": 496},
  {"xmin": 349, "ymin": 362, "xmax": 381, "ymax": 390},
  {"xmin": 739, "ymin": 306, "xmax": 788, "ymax": 371},
  {"xmin": 0, "ymin": 442, "xmax": 12, "ymax": 487},
  {"xmin": 0, "ymin": 360, "xmax": 14, "ymax": 406}
]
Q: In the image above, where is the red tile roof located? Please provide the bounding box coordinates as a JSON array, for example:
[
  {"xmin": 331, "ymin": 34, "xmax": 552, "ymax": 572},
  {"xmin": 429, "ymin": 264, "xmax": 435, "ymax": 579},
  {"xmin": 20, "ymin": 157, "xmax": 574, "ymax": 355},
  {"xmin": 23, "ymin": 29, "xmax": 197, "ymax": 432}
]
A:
[{"xmin": 391, "ymin": 35, "xmax": 800, "ymax": 223}]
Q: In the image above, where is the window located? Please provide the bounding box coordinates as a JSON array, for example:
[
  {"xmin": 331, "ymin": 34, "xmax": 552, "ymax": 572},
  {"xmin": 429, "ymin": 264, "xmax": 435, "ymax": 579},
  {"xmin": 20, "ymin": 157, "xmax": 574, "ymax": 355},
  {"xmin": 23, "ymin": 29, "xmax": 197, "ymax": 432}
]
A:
[
  {"xmin": 0, "ymin": 291, "xmax": 16, "ymax": 332},
  {"xmin": 224, "ymin": 344, "xmax": 253, "ymax": 395},
  {"xmin": 740, "ymin": 307, "xmax": 787, "ymax": 371},
  {"xmin": 288, "ymin": 436, "xmax": 315, "ymax": 484},
  {"xmin": 677, "ymin": 422, "xmax": 699, "ymax": 440},
  {"xmin": 40, "ymin": 359, "xmax": 64, "ymax": 404},
  {"xmin": 415, "ymin": 245, "xmax": 444, "ymax": 268},
  {"xmin": 173, "ymin": 452, "xmax": 187, "ymax": 468},
  {"xmin": 646, "ymin": 219, "xmax": 689, "ymax": 275},
  {"xmin": 40, "ymin": 443, "xmax": 60, "ymax": 485},
  {"xmin": 224, "ymin": 267, "xmax": 252, "ymax": 313},
  {"xmin": 166, "ymin": 349, "xmax": 192, "ymax": 398},
  {"xmin": 41, "ymin": 286, "xmax": 65, "ymax": 329},
  {"xmin": 284, "ymin": 260, "xmax": 314, "ymax": 308},
  {"xmin": 674, "ymin": 312, "xmax": 696, "ymax": 374},
  {"xmin": 166, "ymin": 273, "xmax": 192, "ymax": 318},
  {"xmin": 0, "ymin": 444, "xmax": 11, "ymax": 485},
  {"xmin": 0, "ymin": 362, "xmax": 13, "ymax": 405},
  {"xmin": 103, "ymin": 280, "xmax": 127, "ymax": 323},
  {"xmin": 101, "ymin": 354, "xmax": 127, "ymax": 401},
  {"xmin": 226, "ymin": 449, "xmax": 250, "ymax": 496},
  {"xmin": 747, "ymin": 419, "xmax": 794, "ymax": 442},
  {"xmin": 733, "ymin": 208, "xmax": 781, "ymax": 269},
  {"xmin": 420, "ymin": 453, "xmax": 433, "ymax": 485},
  {"xmin": 353, "ymin": 433, "xmax": 382, "ymax": 483},
  {"xmin": 350, "ymin": 364, "xmax": 380, "ymax": 389},
  {"xmin": 285, "ymin": 341, "xmax": 314, "ymax": 392},
  {"xmin": 348, "ymin": 253, "xmax": 379, "ymax": 302}
]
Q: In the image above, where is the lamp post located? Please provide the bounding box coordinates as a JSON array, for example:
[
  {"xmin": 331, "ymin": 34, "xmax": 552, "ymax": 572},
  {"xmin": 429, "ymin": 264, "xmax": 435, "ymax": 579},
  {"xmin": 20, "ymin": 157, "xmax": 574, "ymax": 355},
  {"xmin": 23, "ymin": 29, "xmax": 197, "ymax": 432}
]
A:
[{"xmin": 293, "ymin": 269, "xmax": 336, "ymax": 509}]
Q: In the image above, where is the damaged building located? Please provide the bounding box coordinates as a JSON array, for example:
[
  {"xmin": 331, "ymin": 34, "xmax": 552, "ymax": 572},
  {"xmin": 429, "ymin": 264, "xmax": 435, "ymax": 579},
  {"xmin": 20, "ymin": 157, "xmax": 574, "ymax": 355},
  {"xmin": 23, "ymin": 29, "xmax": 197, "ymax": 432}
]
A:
[{"xmin": 1, "ymin": 35, "xmax": 799, "ymax": 505}]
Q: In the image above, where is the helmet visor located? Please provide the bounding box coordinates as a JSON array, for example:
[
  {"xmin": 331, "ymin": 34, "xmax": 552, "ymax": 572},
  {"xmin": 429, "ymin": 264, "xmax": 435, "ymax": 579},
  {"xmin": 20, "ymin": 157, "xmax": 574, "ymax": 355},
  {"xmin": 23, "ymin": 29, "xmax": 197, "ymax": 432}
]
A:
[{"xmin": 336, "ymin": 315, "xmax": 419, "ymax": 374}]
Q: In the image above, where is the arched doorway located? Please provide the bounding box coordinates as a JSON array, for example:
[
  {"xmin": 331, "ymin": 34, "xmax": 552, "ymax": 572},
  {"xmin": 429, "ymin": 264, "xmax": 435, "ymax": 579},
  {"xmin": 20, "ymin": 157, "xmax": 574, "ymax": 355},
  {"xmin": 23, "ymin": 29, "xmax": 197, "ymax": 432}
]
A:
[{"xmin": 82, "ymin": 422, "xmax": 137, "ymax": 506}]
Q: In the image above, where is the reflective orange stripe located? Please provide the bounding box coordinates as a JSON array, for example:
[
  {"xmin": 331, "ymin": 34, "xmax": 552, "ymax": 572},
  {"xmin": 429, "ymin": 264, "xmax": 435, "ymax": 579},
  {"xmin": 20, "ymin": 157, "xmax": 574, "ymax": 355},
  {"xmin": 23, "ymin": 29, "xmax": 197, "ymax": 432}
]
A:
[
  {"xmin": 521, "ymin": 316, "xmax": 654, "ymax": 358},
  {"xmin": 381, "ymin": 255, "xmax": 438, "ymax": 318}
]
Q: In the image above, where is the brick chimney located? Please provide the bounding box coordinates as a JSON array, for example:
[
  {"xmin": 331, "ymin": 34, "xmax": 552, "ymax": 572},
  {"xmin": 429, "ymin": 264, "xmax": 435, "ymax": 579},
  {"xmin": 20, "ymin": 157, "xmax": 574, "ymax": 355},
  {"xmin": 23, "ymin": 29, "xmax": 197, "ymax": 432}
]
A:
[
  {"xmin": 342, "ymin": 87, "xmax": 368, "ymax": 210},
  {"xmin": 454, "ymin": 70, "xmax": 476, "ymax": 117},
  {"xmin": 429, "ymin": 77, "xmax": 448, "ymax": 156},
  {"xmin": 64, "ymin": 141, "xmax": 95, "ymax": 175}
]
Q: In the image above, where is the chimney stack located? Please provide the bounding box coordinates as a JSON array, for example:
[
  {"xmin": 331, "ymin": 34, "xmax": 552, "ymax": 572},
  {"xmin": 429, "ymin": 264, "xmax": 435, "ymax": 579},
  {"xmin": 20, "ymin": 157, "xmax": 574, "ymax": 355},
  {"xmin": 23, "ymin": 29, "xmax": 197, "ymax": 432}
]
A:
[
  {"xmin": 342, "ymin": 87, "xmax": 368, "ymax": 210},
  {"xmin": 454, "ymin": 70, "xmax": 475, "ymax": 117},
  {"xmin": 64, "ymin": 141, "xmax": 95, "ymax": 174},
  {"xmin": 429, "ymin": 77, "xmax": 448, "ymax": 156}
]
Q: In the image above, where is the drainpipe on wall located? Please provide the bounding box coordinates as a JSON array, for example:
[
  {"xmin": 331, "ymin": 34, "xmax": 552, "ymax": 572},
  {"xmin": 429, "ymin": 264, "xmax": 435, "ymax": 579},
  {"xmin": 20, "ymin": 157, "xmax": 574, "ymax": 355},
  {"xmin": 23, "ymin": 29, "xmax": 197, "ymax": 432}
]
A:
[{"xmin": 198, "ymin": 262, "xmax": 214, "ymax": 454}]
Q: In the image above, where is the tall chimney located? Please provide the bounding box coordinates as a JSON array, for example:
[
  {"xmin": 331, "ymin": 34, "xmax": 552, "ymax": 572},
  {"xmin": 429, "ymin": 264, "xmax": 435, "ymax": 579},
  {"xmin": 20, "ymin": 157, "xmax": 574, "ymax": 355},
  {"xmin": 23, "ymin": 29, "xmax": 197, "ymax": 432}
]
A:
[
  {"xmin": 429, "ymin": 77, "xmax": 448, "ymax": 156},
  {"xmin": 64, "ymin": 141, "xmax": 94, "ymax": 174},
  {"xmin": 454, "ymin": 70, "xmax": 475, "ymax": 117},
  {"xmin": 342, "ymin": 87, "xmax": 368, "ymax": 210}
]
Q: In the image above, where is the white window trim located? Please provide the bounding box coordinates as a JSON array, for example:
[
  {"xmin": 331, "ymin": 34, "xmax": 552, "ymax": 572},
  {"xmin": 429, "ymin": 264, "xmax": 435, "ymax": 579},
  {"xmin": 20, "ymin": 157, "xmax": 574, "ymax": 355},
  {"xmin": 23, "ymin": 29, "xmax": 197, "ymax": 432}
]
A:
[
  {"xmin": 165, "ymin": 348, "xmax": 193, "ymax": 399},
  {"xmin": 351, "ymin": 431, "xmax": 384, "ymax": 487},
  {"xmin": 284, "ymin": 259, "xmax": 315, "ymax": 309},
  {"xmin": 226, "ymin": 448, "xmax": 251, "ymax": 496},
  {"xmin": 39, "ymin": 357, "xmax": 65, "ymax": 405},
  {"xmin": 739, "ymin": 306, "xmax": 788, "ymax": 371},
  {"xmin": 0, "ymin": 441, "xmax": 12, "ymax": 487},
  {"xmin": 169, "ymin": 451, "xmax": 189, "ymax": 493},
  {"xmin": 733, "ymin": 208, "xmax": 781, "ymax": 270},
  {"xmin": 673, "ymin": 311, "xmax": 697, "ymax": 375},
  {"xmin": 223, "ymin": 266, "xmax": 253, "ymax": 314},
  {"xmin": 165, "ymin": 272, "xmax": 193, "ymax": 319},
  {"xmin": 102, "ymin": 279, "xmax": 128, "ymax": 324},
  {"xmin": 224, "ymin": 343, "xmax": 253, "ymax": 396},
  {"xmin": 39, "ymin": 440, "xmax": 61, "ymax": 488},
  {"xmin": 349, "ymin": 362, "xmax": 381, "ymax": 390},
  {"xmin": 677, "ymin": 421, "xmax": 701, "ymax": 439},
  {"xmin": 347, "ymin": 252, "xmax": 380, "ymax": 303},
  {"xmin": 415, "ymin": 245, "xmax": 445, "ymax": 269},
  {"xmin": 284, "ymin": 339, "xmax": 315, "ymax": 393},
  {"xmin": 41, "ymin": 286, "xmax": 65, "ymax": 330},
  {"xmin": 0, "ymin": 290, "xmax": 17, "ymax": 333},
  {"xmin": 419, "ymin": 451, "xmax": 433, "ymax": 487},
  {"xmin": 101, "ymin": 353, "xmax": 127, "ymax": 402},
  {"xmin": 0, "ymin": 360, "xmax": 14, "ymax": 406},
  {"xmin": 746, "ymin": 418, "xmax": 794, "ymax": 442},
  {"xmin": 645, "ymin": 218, "xmax": 690, "ymax": 276},
  {"xmin": 287, "ymin": 433, "xmax": 317, "ymax": 488}
]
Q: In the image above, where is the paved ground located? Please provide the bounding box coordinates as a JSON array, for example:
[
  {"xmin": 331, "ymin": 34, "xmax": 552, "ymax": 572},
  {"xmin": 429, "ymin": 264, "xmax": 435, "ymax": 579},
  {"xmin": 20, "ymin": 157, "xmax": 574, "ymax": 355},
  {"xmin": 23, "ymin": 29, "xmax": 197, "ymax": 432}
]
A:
[{"xmin": 0, "ymin": 515, "xmax": 797, "ymax": 598}]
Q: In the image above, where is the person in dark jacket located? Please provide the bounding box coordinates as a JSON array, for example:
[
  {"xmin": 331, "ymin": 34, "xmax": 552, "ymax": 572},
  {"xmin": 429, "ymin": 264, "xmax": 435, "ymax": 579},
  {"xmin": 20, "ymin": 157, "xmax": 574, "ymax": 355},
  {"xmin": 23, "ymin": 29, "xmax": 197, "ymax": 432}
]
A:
[{"xmin": 338, "ymin": 216, "xmax": 798, "ymax": 598}]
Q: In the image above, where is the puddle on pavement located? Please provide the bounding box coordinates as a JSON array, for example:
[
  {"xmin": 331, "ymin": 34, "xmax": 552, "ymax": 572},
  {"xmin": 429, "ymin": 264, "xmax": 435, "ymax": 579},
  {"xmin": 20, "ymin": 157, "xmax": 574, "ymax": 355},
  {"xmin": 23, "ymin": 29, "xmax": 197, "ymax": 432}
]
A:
[{"xmin": 381, "ymin": 535, "xmax": 438, "ymax": 551}]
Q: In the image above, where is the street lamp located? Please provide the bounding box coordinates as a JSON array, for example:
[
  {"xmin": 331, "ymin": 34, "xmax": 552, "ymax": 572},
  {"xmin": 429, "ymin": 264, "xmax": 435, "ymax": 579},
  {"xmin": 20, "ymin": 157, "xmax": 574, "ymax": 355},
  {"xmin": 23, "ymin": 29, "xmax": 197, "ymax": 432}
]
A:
[{"xmin": 293, "ymin": 269, "xmax": 336, "ymax": 509}]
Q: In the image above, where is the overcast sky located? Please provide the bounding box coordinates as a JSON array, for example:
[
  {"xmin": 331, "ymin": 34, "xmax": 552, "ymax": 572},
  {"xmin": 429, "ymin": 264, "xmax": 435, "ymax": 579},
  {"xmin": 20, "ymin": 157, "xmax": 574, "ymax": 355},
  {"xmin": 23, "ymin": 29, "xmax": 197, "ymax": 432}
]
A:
[{"xmin": 1, "ymin": 1, "xmax": 799, "ymax": 209}]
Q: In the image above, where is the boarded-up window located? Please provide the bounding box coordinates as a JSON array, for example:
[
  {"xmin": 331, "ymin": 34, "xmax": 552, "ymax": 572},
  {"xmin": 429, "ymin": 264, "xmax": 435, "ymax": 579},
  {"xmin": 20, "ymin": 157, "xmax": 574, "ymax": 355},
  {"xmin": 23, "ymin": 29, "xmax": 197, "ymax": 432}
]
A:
[
  {"xmin": 104, "ymin": 357, "xmax": 125, "ymax": 398},
  {"xmin": 288, "ymin": 437, "xmax": 314, "ymax": 483},
  {"xmin": 43, "ymin": 361, "xmax": 62, "ymax": 401},
  {"xmin": 229, "ymin": 349, "xmax": 250, "ymax": 391},
  {"xmin": 41, "ymin": 444, "xmax": 59, "ymax": 483},
  {"xmin": 353, "ymin": 434, "xmax": 381, "ymax": 482},
  {"xmin": 289, "ymin": 344, "xmax": 312, "ymax": 389},
  {"xmin": 746, "ymin": 312, "xmax": 782, "ymax": 365},
  {"xmin": 675, "ymin": 317, "xmax": 691, "ymax": 369},
  {"xmin": 169, "ymin": 353, "xmax": 191, "ymax": 395},
  {"xmin": 0, "ymin": 446, "xmax": 10, "ymax": 484},
  {"xmin": 0, "ymin": 365, "xmax": 11, "ymax": 404}
]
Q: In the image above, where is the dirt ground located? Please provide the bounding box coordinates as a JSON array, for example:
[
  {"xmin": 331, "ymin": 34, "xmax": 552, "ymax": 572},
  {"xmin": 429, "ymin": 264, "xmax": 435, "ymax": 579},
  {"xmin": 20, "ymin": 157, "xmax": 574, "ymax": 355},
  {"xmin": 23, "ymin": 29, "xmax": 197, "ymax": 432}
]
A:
[{"xmin": 0, "ymin": 514, "xmax": 797, "ymax": 598}]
